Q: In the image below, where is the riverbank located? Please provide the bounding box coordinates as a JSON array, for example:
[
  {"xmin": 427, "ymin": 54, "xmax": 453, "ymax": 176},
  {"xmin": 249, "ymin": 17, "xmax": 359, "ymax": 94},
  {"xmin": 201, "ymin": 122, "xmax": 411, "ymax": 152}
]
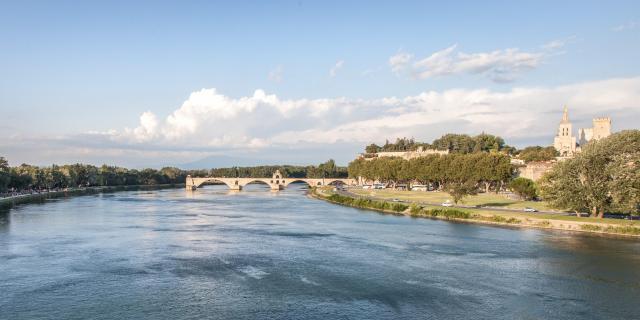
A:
[
  {"xmin": 0, "ymin": 184, "xmax": 185, "ymax": 209},
  {"xmin": 310, "ymin": 187, "xmax": 640, "ymax": 238}
]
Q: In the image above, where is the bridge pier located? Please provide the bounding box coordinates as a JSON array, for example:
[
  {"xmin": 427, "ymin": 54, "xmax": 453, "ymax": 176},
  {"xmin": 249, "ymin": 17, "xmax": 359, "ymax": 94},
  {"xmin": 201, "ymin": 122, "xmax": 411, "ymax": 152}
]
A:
[{"xmin": 186, "ymin": 175, "xmax": 196, "ymax": 191}]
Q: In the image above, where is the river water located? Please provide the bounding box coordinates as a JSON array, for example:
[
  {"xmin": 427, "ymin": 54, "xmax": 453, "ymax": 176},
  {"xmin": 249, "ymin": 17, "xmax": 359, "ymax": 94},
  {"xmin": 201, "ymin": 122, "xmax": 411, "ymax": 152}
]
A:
[{"xmin": 1, "ymin": 184, "xmax": 639, "ymax": 319}]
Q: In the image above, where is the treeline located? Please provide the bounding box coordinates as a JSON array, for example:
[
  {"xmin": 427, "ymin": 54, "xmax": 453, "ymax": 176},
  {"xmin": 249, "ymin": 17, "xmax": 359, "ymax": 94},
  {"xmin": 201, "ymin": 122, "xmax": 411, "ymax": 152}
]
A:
[
  {"xmin": 516, "ymin": 146, "xmax": 558, "ymax": 163},
  {"xmin": 0, "ymin": 161, "xmax": 192, "ymax": 192},
  {"xmin": 207, "ymin": 160, "xmax": 347, "ymax": 179},
  {"xmin": 348, "ymin": 153, "xmax": 514, "ymax": 201},
  {"xmin": 0, "ymin": 158, "xmax": 347, "ymax": 194},
  {"xmin": 364, "ymin": 134, "xmax": 515, "ymax": 154}
]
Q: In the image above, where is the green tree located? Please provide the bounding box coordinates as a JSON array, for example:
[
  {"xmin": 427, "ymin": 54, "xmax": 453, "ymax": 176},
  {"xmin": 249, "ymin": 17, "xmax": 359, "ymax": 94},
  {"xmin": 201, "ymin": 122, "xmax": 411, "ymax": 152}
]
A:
[
  {"xmin": 509, "ymin": 177, "xmax": 537, "ymax": 200},
  {"xmin": 541, "ymin": 130, "xmax": 640, "ymax": 217},
  {"xmin": 518, "ymin": 146, "xmax": 558, "ymax": 163},
  {"xmin": 365, "ymin": 143, "xmax": 381, "ymax": 154},
  {"xmin": 445, "ymin": 181, "xmax": 479, "ymax": 204},
  {"xmin": 0, "ymin": 157, "xmax": 10, "ymax": 192},
  {"xmin": 607, "ymin": 153, "xmax": 640, "ymax": 215}
]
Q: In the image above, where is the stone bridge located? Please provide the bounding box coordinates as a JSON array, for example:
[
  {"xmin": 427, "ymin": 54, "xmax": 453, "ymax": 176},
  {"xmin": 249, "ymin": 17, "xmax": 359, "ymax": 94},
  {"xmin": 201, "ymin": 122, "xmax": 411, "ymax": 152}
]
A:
[{"xmin": 186, "ymin": 170, "xmax": 356, "ymax": 191}]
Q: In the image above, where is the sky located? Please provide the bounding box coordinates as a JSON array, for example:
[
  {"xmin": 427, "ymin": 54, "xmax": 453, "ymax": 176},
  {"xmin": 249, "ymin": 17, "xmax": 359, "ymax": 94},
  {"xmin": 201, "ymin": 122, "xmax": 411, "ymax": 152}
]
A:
[{"xmin": 1, "ymin": 0, "xmax": 639, "ymax": 168}]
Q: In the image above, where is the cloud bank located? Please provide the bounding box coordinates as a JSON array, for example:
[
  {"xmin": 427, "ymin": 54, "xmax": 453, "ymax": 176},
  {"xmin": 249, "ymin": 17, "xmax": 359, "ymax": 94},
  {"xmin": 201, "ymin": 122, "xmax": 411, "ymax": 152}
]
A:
[
  {"xmin": 118, "ymin": 77, "xmax": 639, "ymax": 149},
  {"xmin": 3, "ymin": 77, "xmax": 639, "ymax": 167}
]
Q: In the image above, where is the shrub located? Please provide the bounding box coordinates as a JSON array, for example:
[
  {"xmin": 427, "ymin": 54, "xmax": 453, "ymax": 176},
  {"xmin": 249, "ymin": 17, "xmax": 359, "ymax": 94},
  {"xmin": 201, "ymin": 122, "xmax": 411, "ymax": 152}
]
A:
[
  {"xmin": 409, "ymin": 203, "xmax": 423, "ymax": 215},
  {"xmin": 581, "ymin": 224, "xmax": 602, "ymax": 232},
  {"xmin": 424, "ymin": 208, "xmax": 471, "ymax": 219}
]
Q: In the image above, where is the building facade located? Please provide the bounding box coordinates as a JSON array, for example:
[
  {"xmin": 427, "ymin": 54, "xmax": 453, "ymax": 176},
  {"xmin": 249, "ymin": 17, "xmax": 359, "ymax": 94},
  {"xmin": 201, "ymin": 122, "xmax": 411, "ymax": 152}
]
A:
[{"xmin": 553, "ymin": 106, "xmax": 612, "ymax": 157}]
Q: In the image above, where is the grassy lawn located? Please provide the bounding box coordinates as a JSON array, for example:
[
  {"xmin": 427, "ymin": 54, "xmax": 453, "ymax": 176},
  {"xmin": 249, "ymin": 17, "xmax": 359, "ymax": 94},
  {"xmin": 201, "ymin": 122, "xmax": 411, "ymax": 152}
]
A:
[
  {"xmin": 315, "ymin": 187, "xmax": 640, "ymax": 229},
  {"xmin": 349, "ymin": 189, "xmax": 556, "ymax": 211}
]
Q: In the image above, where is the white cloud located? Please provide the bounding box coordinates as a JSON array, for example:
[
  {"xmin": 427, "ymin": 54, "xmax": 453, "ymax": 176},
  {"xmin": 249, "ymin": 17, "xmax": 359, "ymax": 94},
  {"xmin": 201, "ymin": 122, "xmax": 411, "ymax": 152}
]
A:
[
  {"xmin": 114, "ymin": 77, "xmax": 640, "ymax": 149},
  {"xmin": 329, "ymin": 60, "xmax": 344, "ymax": 77},
  {"xmin": 268, "ymin": 65, "xmax": 284, "ymax": 83},
  {"xmin": 612, "ymin": 21, "xmax": 638, "ymax": 32},
  {"xmin": 131, "ymin": 111, "xmax": 159, "ymax": 142},
  {"xmin": 4, "ymin": 77, "xmax": 639, "ymax": 166},
  {"xmin": 389, "ymin": 51, "xmax": 414, "ymax": 74},
  {"xmin": 390, "ymin": 43, "xmax": 559, "ymax": 82}
]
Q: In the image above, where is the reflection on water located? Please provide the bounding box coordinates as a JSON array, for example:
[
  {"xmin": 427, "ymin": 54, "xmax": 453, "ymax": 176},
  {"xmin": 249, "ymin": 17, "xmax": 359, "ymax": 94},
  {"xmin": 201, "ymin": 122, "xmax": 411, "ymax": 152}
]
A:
[{"xmin": 0, "ymin": 184, "xmax": 639, "ymax": 320}]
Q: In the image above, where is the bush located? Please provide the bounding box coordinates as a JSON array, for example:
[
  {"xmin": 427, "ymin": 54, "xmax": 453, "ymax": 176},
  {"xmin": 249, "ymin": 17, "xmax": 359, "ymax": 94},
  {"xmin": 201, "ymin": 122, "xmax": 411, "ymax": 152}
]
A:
[
  {"xmin": 423, "ymin": 208, "xmax": 471, "ymax": 219},
  {"xmin": 327, "ymin": 193, "xmax": 407, "ymax": 212},
  {"xmin": 581, "ymin": 224, "xmax": 602, "ymax": 232},
  {"xmin": 409, "ymin": 203, "xmax": 423, "ymax": 215}
]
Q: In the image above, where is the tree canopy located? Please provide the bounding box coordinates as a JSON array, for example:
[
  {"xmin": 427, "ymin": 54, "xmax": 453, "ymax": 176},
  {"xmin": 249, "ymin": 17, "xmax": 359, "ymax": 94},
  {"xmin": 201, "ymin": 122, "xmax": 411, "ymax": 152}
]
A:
[
  {"xmin": 509, "ymin": 177, "xmax": 538, "ymax": 200},
  {"xmin": 364, "ymin": 133, "xmax": 515, "ymax": 155},
  {"xmin": 348, "ymin": 153, "xmax": 514, "ymax": 195},
  {"xmin": 517, "ymin": 146, "xmax": 558, "ymax": 163},
  {"xmin": 540, "ymin": 130, "xmax": 640, "ymax": 217}
]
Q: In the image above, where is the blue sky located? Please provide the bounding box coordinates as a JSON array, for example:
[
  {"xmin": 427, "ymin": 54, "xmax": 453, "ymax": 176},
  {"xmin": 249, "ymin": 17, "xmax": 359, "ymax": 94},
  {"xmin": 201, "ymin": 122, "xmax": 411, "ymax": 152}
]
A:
[{"xmin": 1, "ymin": 1, "xmax": 639, "ymax": 167}]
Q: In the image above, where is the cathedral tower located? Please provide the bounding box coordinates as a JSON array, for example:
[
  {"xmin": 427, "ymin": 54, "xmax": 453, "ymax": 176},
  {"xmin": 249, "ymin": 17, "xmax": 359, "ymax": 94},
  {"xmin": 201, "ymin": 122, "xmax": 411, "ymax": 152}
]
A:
[{"xmin": 553, "ymin": 106, "xmax": 577, "ymax": 156}]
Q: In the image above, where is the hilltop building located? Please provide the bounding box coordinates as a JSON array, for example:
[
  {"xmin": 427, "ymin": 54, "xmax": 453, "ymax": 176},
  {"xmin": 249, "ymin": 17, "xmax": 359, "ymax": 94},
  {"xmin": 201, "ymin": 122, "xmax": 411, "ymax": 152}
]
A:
[
  {"xmin": 518, "ymin": 106, "xmax": 613, "ymax": 181},
  {"xmin": 579, "ymin": 117, "xmax": 612, "ymax": 146},
  {"xmin": 553, "ymin": 106, "xmax": 612, "ymax": 157}
]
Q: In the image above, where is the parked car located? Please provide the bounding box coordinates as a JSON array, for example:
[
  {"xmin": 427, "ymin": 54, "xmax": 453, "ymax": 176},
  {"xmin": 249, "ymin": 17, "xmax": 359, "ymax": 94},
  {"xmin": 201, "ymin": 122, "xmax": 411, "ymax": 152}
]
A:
[
  {"xmin": 392, "ymin": 198, "xmax": 401, "ymax": 202},
  {"xmin": 524, "ymin": 207, "xmax": 538, "ymax": 212},
  {"xmin": 441, "ymin": 201, "xmax": 453, "ymax": 207},
  {"xmin": 411, "ymin": 185, "xmax": 428, "ymax": 191},
  {"xmin": 362, "ymin": 185, "xmax": 372, "ymax": 189},
  {"xmin": 373, "ymin": 184, "xmax": 385, "ymax": 189}
]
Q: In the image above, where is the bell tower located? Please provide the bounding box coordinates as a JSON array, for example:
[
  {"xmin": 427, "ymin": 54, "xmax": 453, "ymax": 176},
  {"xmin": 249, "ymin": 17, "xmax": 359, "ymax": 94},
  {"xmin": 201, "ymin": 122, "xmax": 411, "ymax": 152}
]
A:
[{"xmin": 553, "ymin": 106, "xmax": 577, "ymax": 157}]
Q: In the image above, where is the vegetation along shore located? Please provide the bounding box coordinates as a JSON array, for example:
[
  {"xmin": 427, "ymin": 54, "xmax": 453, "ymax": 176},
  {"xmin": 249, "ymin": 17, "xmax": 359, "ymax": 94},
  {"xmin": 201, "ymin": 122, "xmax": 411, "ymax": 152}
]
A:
[{"xmin": 311, "ymin": 187, "xmax": 640, "ymax": 238}]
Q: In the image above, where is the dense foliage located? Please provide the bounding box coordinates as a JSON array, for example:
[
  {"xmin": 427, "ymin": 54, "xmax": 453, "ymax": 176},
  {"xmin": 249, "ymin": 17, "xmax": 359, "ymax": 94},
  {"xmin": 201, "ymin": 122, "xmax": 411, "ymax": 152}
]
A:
[
  {"xmin": 348, "ymin": 153, "xmax": 514, "ymax": 203},
  {"xmin": 1, "ymin": 162, "xmax": 193, "ymax": 192},
  {"xmin": 208, "ymin": 160, "xmax": 347, "ymax": 179},
  {"xmin": 508, "ymin": 177, "xmax": 538, "ymax": 200},
  {"xmin": 365, "ymin": 138, "xmax": 431, "ymax": 153},
  {"xmin": 364, "ymin": 133, "xmax": 515, "ymax": 155},
  {"xmin": 327, "ymin": 193, "xmax": 408, "ymax": 213},
  {"xmin": 517, "ymin": 146, "xmax": 558, "ymax": 163},
  {"xmin": 540, "ymin": 130, "xmax": 640, "ymax": 217},
  {"xmin": 432, "ymin": 133, "xmax": 514, "ymax": 154}
]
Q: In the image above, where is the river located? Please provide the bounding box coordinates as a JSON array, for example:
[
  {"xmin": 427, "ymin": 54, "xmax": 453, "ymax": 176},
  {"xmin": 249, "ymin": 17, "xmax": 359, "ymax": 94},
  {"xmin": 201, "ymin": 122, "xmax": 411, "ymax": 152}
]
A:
[{"xmin": 1, "ymin": 184, "xmax": 639, "ymax": 319}]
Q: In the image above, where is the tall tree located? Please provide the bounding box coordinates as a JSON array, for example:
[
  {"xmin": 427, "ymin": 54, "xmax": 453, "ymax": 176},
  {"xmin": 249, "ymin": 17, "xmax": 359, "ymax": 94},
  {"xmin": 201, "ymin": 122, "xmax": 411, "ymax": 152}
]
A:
[
  {"xmin": 541, "ymin": 130, "xmax": 640, "ymax": 217},
  {"xmin": 0, "ymin": 157, "xmax": 10, "ymax": 192}
]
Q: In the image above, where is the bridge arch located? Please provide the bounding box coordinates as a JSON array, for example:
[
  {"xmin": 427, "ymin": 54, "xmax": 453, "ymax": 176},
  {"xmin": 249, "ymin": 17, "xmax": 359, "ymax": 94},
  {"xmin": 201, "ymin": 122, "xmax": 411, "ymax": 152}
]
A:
[
  {"xmin": 194, "ymin": 178, "xmax": 234, "ymax": 189},
  {"xmin": 241, "ymin": 179, "xmax": 272, "ymax": 187},
  {"xmin": 283, "ymin": 179, "xmax": 312, "ymax": 187}
]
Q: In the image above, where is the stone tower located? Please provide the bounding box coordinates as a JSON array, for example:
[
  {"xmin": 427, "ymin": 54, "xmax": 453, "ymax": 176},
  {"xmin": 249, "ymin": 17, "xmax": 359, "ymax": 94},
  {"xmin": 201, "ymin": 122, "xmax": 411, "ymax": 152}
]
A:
[
  {"xmin": 591, "ymin": 117, "xmax": 612, "ymax": 141},
  {"xmin": 553, "ymin": 106, "xmax": 577, "ymax": 157}
]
